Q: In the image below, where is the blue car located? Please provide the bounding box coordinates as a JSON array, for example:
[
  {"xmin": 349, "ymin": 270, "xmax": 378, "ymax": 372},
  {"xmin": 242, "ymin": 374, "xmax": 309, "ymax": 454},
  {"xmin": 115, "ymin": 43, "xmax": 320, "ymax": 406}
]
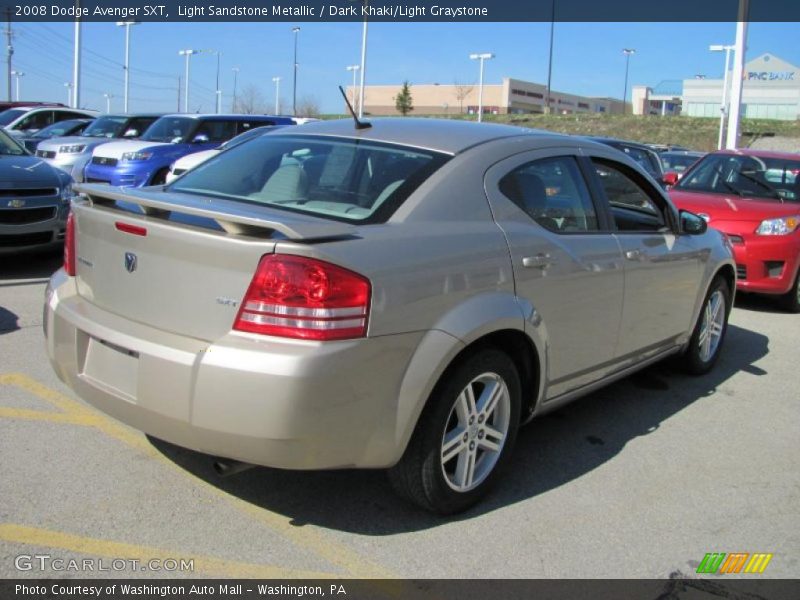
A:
[{"xmin": 84, "ymin": 114, "xmax": 294, "ymax": 187}]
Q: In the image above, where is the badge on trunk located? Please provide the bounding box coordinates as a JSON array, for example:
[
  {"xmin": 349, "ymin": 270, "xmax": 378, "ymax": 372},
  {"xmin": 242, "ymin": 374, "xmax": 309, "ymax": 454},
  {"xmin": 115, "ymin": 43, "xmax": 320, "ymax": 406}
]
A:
[{"xmin": 124, "ymin": 252, "xmax": 137, "ymax": 273}]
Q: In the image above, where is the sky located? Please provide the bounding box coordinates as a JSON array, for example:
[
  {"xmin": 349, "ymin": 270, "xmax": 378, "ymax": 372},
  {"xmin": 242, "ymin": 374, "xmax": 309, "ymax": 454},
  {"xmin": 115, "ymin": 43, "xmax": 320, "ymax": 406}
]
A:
[{"xmin": 7, "ymin": 21, "xmax": 800, "ymax": 115}]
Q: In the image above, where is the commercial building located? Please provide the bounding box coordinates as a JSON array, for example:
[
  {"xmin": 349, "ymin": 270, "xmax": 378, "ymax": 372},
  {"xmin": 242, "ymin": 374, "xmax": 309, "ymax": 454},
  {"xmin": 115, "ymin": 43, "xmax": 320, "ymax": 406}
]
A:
[
  {"xmin": 633, "ymin": 53, "xmax": 800, "ymax": 121},
  {"xmin": 349, "ymin": 78, "xmax": 626, "ymax": 116}
]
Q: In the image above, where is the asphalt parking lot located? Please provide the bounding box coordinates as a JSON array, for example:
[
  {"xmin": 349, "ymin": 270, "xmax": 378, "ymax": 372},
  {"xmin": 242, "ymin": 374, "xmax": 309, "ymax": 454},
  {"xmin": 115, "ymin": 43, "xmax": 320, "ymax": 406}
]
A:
[{"xmin": 1, "ymin": 251, "xmax": 798, "ymax": 581}]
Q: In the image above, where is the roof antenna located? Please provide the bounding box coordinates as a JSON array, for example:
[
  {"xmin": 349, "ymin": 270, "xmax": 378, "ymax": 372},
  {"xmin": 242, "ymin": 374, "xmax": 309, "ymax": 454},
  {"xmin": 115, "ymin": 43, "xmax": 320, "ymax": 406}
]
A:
[{"xmin": 338, "ymin": 85, "xmax": 371, "ymax": 130}]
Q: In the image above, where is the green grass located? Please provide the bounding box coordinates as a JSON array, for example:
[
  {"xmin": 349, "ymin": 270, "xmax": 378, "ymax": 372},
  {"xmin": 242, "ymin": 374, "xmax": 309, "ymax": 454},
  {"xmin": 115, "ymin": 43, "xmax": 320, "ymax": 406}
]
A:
[{"xmin": 320, "ymin": 113, "xmax": 800, "ymax": 152}]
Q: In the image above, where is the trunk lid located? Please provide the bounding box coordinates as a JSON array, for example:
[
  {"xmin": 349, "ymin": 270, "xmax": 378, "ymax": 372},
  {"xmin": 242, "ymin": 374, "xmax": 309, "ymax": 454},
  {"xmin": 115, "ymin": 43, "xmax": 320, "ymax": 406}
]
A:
[{"xmin": 71, "ymin": 184, "xmax": 356, "ymax": 341}]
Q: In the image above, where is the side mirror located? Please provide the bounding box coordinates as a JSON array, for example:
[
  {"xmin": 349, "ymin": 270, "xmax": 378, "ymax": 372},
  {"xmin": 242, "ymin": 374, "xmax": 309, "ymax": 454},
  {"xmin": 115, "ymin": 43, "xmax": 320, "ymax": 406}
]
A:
[
  {"xmin": 192, "ymin": 134, "xmax": 209, "ymax": 144},
  {"xmin": 123, "ymin": 129, "xmax": 138, "ymax": 137},
  {"xmin": 680, "ymin": 210, "xmax": 708, "ymax": 235},
  {"xmin": 662, "ymin": 171, "xmax": 679, "ymax": 187}
]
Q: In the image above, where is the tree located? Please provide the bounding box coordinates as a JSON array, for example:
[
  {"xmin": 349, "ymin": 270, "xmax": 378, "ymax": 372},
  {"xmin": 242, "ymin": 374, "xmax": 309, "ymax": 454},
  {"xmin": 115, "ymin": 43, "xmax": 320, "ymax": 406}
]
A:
[
  {"xmin": 236, "ymin": 84, "xmax": 268, "ymax": 114},
  {"xmin": 295, "ymin": 95, "xmax": 322, "ymax": 117},
  {"xmin": 453, "ymin": 79, "xmax": 475, "ymax": 114},
  {"xmin": 395, "ymin": 81, "xmax": 414, "ymax": 116}
]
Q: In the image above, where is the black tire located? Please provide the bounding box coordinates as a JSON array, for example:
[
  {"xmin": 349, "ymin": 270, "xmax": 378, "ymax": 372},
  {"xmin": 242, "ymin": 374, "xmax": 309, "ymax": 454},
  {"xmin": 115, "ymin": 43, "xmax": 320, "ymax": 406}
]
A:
[
  {"xmin": 778, "ymin": 269, "xmax": 800, "ymax": 313},
  {"xmin": 388, "ymin": 348, "xmax": 521, "ymax": 515},
  {"xmin": 150, "ymin": 168, "xmax": 170, "ymax": 186},
  {"xmin": 680, "ymin": 276, "xmax": 731, "ymax": 375}
]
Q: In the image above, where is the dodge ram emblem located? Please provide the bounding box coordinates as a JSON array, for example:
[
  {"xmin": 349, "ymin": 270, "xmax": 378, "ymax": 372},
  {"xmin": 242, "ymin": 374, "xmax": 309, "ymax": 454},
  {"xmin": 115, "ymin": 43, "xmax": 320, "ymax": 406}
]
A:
[{"xmin": 124, "ymin": 252, "xmax": 138, "ymax": 273}]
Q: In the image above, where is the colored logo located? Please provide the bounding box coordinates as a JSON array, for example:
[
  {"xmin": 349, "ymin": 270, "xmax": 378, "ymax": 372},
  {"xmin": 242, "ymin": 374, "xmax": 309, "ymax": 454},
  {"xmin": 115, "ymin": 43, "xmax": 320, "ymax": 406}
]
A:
[
  {"xmin": 7, "ymin": 199, "xmax": 26, "ymax": 208},
  {"xmin": 696, "ymin": 552, "xmax": 773, "ymax": 574}
]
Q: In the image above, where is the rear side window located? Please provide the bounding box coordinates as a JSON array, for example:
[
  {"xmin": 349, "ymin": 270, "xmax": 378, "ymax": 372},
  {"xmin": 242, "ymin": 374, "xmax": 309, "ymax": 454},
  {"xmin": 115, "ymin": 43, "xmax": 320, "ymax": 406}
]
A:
[
  {"xmin": 237, "ymin": 120, "xmax": 273, "ymax": 133},
  {"xmin": 499, "ymin": 156, "xmax": 598, "ymax": 232},
  {"xmin": 168, "ymin": 135, "xmax": 450, "ymax": 223}
]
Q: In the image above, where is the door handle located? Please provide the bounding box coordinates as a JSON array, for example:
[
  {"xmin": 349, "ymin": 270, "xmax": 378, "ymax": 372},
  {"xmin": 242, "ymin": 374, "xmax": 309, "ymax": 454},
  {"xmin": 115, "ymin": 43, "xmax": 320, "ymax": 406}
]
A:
[
  {"xmin": 625, "ymin": 249, "xmax": 644, "ymax": 261},
  {"xmin": 523, "ymin": 254, "xmax": 556, "ymax": 269}
]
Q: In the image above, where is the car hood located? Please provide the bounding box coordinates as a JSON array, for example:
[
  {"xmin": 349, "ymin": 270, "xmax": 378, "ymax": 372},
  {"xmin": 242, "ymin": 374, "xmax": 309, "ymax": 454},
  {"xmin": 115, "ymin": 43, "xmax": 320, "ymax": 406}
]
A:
[
  {"xmin": 37, "ymin": 136, "xmax": 115, "ymax": 152},
  {"xmin": 93, "ymin": 140, "xmax": 169, "ymax": 159},
  {"xmin": 0, "ymin": 155, "xmax": 68, "ymax": 188},
  {"xmin": 173, "ymin": 149, "xmax": 218, "ymax": 169},
  {"xmin": 669, "ymin": 189, "xmax": 800, "ymax": 222}
]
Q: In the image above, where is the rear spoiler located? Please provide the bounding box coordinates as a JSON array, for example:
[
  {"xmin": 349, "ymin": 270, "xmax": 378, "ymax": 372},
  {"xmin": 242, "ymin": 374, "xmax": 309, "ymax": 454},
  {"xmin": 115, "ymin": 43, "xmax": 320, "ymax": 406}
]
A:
[{"xmin": 74, "ymin": 183, "xmax": 357, "ymax": 241}]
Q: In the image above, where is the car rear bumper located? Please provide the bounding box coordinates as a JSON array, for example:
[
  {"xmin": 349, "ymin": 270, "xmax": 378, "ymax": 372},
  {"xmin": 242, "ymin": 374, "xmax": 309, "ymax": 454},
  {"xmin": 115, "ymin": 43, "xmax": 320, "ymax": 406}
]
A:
[
  {"xmin": 44, "ymin": 270, "xmax": 428, "ymax": 470},
  {"xmin": 729, "ymin": 234, "xmax": 800, "ymax": 295}
]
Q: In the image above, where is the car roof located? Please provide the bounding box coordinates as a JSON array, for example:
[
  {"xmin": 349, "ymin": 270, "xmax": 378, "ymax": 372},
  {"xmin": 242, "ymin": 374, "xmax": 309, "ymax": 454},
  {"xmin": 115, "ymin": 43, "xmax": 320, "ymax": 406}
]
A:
[
  {"xmin": 661, "ymin": 150, "xmax": 704, "ymax": 157},
  {"xmin": 158, "ymin": 113, "xmax": 290, "ymax": 120},
  {"xmin": 713, "ymin": 148, "xmax": 800, "ymax": 161},
  {"xmin": 101, "ymin": 113, "xmax": 165, "ymax": 118},
  {"xmin": 273, "ymin": 117, "xmax": 564, "ymax": 155},
  {"xmin": 588, "ymin": 136, "xmax": 656, "ymax": 152}
]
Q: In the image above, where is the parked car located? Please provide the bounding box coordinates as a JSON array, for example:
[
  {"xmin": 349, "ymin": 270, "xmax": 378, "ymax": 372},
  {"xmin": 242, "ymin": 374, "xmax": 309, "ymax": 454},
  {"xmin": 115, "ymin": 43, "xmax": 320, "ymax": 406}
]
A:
[
  {"xmin": 0, "ymin": 128, "xmax": 74, "ymax": 254},
  {"xmin": 84, "ymin": 114, "xmax": 295, "ymax": 187},
  {"xmin": 45, "ymin": 118, "xmax": 735, "ymax": 514},
  {"xmin": 0, "ymin": 106, "xmax": 97, "ymax": 136},
  {"xmin": 590, "ymin": 137, "xmax": 666, "ymax": 184},
  {"xmin": 660, "ymin": 150, "xmax": 705, "ymax": 177},
  {"xmin": 669, "ymin": 149, "xmax": 800, "ymax": 311},
  {"xmin": 0, "ymin": 101, "xmax": 66, "ymax": 112},
  {"xmin": 165, "ymin": 125, "xmax": 287, "ymax": 183},
  {"xmin": 35, "ymin": 113, "xmax": 163, "ymax": 183},
  {"xmin": 648, "ymin": 143, "xmax": 691, "ymax": 153},
  {"xmin": 17, "ymin": 118, "xmax": 95, "ymax": 153}
]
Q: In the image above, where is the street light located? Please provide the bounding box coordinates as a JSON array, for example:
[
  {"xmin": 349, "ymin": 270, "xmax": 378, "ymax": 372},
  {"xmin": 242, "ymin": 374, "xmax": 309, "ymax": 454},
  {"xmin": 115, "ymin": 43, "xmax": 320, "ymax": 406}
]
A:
[
  {"xmin": 63, "ymin": 82, "xmax": 73, "ymax": 106},
  {"xmin": 469, "ymin": 52, "xmax": 494, "ymax": 123},
  {"xmin": 205, "ymin": 49, "xmax": 222, "ymax": 114},
  {"xmin": 710, "ymin": 44, "xmax": 735, "ymax": 150},
  {"xmin": 291, "ymin": 26, "xmax": 300, "ymax": 115},
  {"xmin": 103, "ymin": 93, "xmax": 113, "ymax": 112},
  {"xmin": 272, "ymin": 76, "xmax": 281, "ymax": 115},
  {"xmin": 10, "ymin": 70, "xmax": 23, "ymax": 101},
  {"xmin": 178, "ymin": 49, "xmax": 200, "ymax": 113},
  {"xmin": 231, "ymin": 67, "xmax": 239, "ymax": 112},
  {"xmin": 622, "ymin": 48, "xmax": 636, "ymax": 114},
  {"xmin": 116, "ymin": 21, "xmax": 139, "ymax": 113},
  {"xmin": 345, "ymin": 65, "xmax": 360, "ymax": 108}
]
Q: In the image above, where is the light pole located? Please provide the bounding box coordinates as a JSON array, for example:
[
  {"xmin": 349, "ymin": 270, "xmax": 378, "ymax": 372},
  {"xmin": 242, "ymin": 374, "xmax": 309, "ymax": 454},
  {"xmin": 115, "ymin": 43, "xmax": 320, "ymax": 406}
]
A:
[
  {"xmin": 545, "ymin": 0, "xmax": 555, "ymax": 114},
  {"xmin": 358, "ymin": 15, "xmax": 368, "ymax": 118},
  {"xmin": 103, "ymin": 93, "xmax": 113, "ymax": 112},
  {"xmin": 72, "ymin": 4, "xmax": 81, "ymax": 108},
  {"xmin": 116, "ymin": 21, "xmax": 138, "ymax": 113},
  {"xmin": 710, "ymin": 44, "xmax": 735, "ymax": 150},
  {"xmin": 291, "ymin": 26, "xmax": 300, "ymax": 115},
  {"xmin": 10, "ymin": 70, "xmax": 23, "ymax": 101},
  {"xmin": 346, "ymin": 64, "xmax": 360, "ymax": 108},
  {"xmin": 205, "ymin": 49, "xmax": 221, "ymax": 114},
  {"xmin": 63, "ymin": 82, "xmax": 73, "ymax": 106},
  {"xmin": 469, "ymin": 52, "xmax": 494, "ymax": 123},
  {"xmin": 622, "ymin": 48, "xmax": 635, "ymax": 114},
  {"xmin": 231, "ymin": 67, "xmax": 239, "ymax": 112},
  {"xmin": 726, "ymin": 0, "xmax": 750, "ymax": 150},
  {"xmin": 272, "ymin": 76, "xmax": 281, "ymax": 115},
  {"xmin": 178, "ymin": 49, "xmax": 199, "ymax": 113}
]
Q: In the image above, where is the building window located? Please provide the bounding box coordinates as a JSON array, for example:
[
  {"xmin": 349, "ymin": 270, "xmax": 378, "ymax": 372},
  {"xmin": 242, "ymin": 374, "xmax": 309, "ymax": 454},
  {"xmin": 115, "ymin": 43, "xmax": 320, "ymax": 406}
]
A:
[{"xmin": 526, "ymin": 92, "xmax": 544, "ymax": 99}]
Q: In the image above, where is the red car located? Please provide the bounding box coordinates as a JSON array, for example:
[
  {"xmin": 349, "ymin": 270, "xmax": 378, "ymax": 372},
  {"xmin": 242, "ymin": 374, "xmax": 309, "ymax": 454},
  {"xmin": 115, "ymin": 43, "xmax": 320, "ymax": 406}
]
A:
[{"xmin": 668, "ymin": 149, "xmax": 800, "ymax": 312}]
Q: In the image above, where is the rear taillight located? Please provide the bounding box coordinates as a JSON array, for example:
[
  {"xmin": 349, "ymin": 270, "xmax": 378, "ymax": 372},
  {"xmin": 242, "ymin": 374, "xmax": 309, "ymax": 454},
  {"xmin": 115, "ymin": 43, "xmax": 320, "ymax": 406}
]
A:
[
  {"xmin": 234, "ymin": 255, "xmax": 371, "ymax": 341},
  {"xmin": 64, "ymin": 212, "xmax": 76, "ymax": 276}
]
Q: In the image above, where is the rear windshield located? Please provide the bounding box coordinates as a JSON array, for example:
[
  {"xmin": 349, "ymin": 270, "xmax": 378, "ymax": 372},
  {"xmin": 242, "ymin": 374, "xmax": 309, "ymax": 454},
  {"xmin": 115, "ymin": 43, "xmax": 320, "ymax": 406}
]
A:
[
  {"xmin": 660, "ymin": 153, "xmax": 702, "ymax": 173},
  {"xmin": 676, "ymin": 153, "xmax": 800, "ymax": 202},
  {"xmin": 168, "ymin": 135, "xmax": 450, "ymax": 223}
]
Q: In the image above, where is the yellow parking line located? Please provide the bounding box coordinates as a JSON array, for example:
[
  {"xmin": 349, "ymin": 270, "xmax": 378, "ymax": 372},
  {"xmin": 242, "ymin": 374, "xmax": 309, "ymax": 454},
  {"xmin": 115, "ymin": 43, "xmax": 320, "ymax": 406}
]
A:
[
  {"xmin": 0, "ymin": 524, "xmax": 336, "ymax": 579},
  {"xmin": 0, "ymin": 407, "xmax": 100, "ymax": 427},
  {"xmin": 0, "ymin": 373, "xmax": 397, "ymax": 578}
]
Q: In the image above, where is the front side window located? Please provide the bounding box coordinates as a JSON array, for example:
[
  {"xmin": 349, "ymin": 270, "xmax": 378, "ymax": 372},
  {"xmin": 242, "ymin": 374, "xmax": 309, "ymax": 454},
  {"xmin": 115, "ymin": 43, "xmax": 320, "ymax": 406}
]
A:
[
  {"xmin": 498, "ymin": 156, "xmax": 598, "ymax": 232},
  {"xmin": 123, "ymin": 117, "xmax": 158, "ymax": 138},
  {"xmin": 16, "ymin": 110, "xmax": 52, "ymax": 131},
  {"xmin": 168, "ymin": 135, "xmax": 450, "ymax": 223},
  {"xmin": 593, "ymin": 159, "xmax": 667, "ymax": 232},
  {"xmin": 83, "ymin": 116, "xmax": 128, "ymax": 138},
  {"xmin": 676, "ymin": 153, "xmax": 800, "ymax": 202}
]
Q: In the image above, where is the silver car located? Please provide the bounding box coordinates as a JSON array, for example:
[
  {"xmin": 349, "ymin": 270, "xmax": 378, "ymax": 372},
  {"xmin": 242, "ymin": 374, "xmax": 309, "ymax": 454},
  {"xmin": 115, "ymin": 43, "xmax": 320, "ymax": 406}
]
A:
[{"xmin": 45, "ymin": 119, "xmax": 735, "ymax": 514}]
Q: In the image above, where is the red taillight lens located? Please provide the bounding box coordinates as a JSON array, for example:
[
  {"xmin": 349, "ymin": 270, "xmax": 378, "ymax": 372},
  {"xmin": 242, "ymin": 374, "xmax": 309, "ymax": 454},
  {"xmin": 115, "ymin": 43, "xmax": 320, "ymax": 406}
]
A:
[
  {"xmin": 64, "ymin": 212, "xmax": 76, "ymax": 276},
  {"xmin": 234, "ymin": 255, "xmax": 371, "ymax": 341}
]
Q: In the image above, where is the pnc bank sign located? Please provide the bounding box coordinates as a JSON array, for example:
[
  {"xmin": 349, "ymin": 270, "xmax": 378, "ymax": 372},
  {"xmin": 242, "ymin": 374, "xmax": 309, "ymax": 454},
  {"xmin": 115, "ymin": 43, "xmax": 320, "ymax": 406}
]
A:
[{"xmin": 747, "ymin": 71, "xmax": 796, "ymax": 81}]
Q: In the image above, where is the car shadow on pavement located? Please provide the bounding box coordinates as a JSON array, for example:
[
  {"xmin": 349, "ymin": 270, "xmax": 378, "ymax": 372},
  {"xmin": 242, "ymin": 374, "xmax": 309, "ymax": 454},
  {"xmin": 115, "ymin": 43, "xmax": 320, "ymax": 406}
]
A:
[
  {"xmin": 0, "ymin": 307, "xmax": 19, "ymax": 334},
  {"xmin": 149, "ymin": 322, "xmax": 769, "ymax": 533},
  {"xmin": 0, "ymin": 251, "xmax": 62, "ymax": 281},
  {"xmin": 734, "ymin": 291, "xmax": 793, "ymax": 314}
]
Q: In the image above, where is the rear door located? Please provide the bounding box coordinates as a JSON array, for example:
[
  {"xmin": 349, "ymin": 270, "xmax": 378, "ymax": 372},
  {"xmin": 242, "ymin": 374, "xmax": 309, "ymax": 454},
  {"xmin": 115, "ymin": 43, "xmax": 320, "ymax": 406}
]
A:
[
  {"xmin": 584, "ymin": 153, "xmax": 703, "ymax": 360},
  {"xmin": 485, "ymin": 148, "xmax": 625, "ymax": 399}
]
